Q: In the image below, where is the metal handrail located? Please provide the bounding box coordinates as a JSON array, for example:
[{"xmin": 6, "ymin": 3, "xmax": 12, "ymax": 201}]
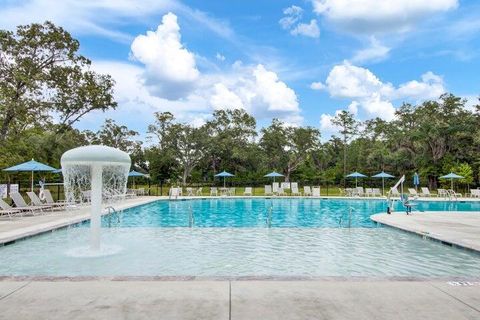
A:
[
  {"xmin": 339, "ymin": 207, "xmax": 355, "ymax": 228},
  {"xmin": 266, "ymin": 205, "xmax": 273, "ymax": 228}
]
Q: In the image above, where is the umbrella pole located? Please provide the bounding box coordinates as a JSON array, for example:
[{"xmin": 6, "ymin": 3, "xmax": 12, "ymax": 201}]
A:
[
  {"xmin": 355, "ymin": 177, "xmax": 358, "ymax": 188},
  {"xmin": 224, "ymin": 177, "xmax": 226, "ymax": 188},
  {"xmin": 31, "ymin": 171, "xmax": 34, "ymax": 192},
  {"xmin": 451, "ymin": 178, "xmax": 453, "ymax": 190},
  {"xmin": 382, "ymin": 178, "xmax": 385, "ymax": 196}
]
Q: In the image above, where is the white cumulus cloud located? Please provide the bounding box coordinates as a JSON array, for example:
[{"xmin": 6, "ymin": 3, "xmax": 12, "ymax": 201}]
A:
[
  {"xmin": 280, "ymin": 5, "xmax": 320, "ymax": 38},
  {"xmin": 279, "ymin": 5, "xmax": 304, "ymax": 29},
  {"xmin": 311, "ymin": 0, "xmax": 458, "ymax": 34},
  {"xmin": 351, "ymin": 37, "xmax": 390, "ymax": 63},
  {"xmin": 315, "ymin": 62, "xmax": 446, "ymax": 130},
  {"xmin": 130, "ymin": 12, "xmax": 200, "ymax": 100},
  {"xmin": 290, "ymin": 19, "xmax": 320, "ymax": 38}
]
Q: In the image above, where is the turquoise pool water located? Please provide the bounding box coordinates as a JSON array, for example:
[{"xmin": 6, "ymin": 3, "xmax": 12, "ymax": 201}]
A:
[
  {"xmin": 1, "ymin": 198, "xmax": 480, "ymax": 277},
  {"xmin": 100, "ymin": 198, "xmax": 480, "ymax": 228}
]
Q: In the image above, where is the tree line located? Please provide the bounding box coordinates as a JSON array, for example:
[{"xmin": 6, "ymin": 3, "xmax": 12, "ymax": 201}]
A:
[{"xmin": 1, "ymin": 22, "xmax": 479, "ymax": 189}]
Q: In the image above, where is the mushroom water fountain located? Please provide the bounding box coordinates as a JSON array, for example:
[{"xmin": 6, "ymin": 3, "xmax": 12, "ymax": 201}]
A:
[{"xmin": 61, "ymin": 145, "xmax": 131, "ymax": 251}]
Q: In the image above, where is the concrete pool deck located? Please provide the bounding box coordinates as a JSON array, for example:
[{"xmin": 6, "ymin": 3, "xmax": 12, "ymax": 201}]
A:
[
  {"xmin": 0, "ymin": 280, "xmax": 479, "ymax": 319},
  {"xmin": 371, "ymin": 211, "xmax": 480, "ymax": 253}
]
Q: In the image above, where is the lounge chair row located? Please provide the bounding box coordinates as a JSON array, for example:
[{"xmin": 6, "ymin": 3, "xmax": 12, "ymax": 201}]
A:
[
  {"xmin": 168, "ymin": 185, "xmax": 322, "ymax": 198},
  {"xmin": 0, "ymin": 190, "xmax": 67, "ymax": 219}
]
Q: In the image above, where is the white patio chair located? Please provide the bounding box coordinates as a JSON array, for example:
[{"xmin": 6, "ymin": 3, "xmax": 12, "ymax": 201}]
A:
[
  {"xmin": 420, "ymin": 187, "xmax": 433, "ymax": 197},
  {"xmin": 264, "ymin": 185, "xmax": 273, "ymax": 196},
  {"xmin": 272, "ymin": 182, "xmax": 279, "ymax": 195},
  {"xmin": 210, "ymin": 187, "xmax": 218, "ymax": 196},
  {"xmin": 312, "ymin": 187, "xmax": 320, "ymax": 197},
  {"xmin": 244, "ymin": 187, "xmax": 252, "ymax": 196},
  {"xmin": 304, "ymin": 186, "xmax": 312, "ymax": 196},
  {"xmin": 291, "ymin": 186, "xmax": 301, "ymax": 196},
  {"xmin": 408, "ymin": 188, "xmax": 418, "ymax": 197}
]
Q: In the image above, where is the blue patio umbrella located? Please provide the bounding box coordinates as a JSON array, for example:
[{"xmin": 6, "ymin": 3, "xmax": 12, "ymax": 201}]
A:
[
  {"xmin": 440, "ymin": 172, "xmax": 464, "ymax": 190},
  {"xmin": 129, "ymin": 170, "xmax": 147, "ymax": 177},
  {"xmin": 3, "ymin": 159, "xmax": 57, "ymax": 191},
  {"xmin": 346, "ymin": 171, "xmax": 367, "ymax": 188},
  {"xmin": 214, "ymin": 171, "xmax": 234, "ymax": 188},
  {"xmin": 372, "ymin": 171, "xmax": 395, "ymax": 195},
  {"xmin": 413, "ymin": 172, "xmax": 420, "ymax": 189},
  {"xmin": 129, "ymin": 170, "xmax": 148, "ymax": 188},
  {"xmin": 52, "ymin": 168, "xmax": 63, "ymax": 174},
  {"xmin": 264, "ymin": 171, "xmax": 284, "ymax": 183}
]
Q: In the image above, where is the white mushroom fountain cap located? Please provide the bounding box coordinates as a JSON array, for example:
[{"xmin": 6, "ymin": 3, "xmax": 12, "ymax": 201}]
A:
[{"xmin": 61, "ymin": 145, "xmax": 131, "ymax": 166}]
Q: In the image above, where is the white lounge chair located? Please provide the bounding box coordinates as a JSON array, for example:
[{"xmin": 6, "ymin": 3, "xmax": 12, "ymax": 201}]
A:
[
  {"xmin": 281, "ymin": 182, "xmax": 291, "ymax": 190},
  {"xmin": 264, "ymin": 185, "xmax": 273, "ymax": 196},
  {"xmin": 365, "ymin": 188, "xmax": 373, "ymax": 197},
  {"xmin": 186, "ymin": 187, "xmax": 194, "ymax": 196},
  {"xmin": 27, "ymin": 192, "xmax": 59, "ymax": 210},
  {"xmin": 312, "ymin": 187, "xmax": 320, "ymax": 197},
  {"xmin": 196, "ymin": 187, "xmax": 203, "ymax": 196},
  {"xmin": 210, "ymin": 187, "xmax": 218, "ymax": 196},
  {"xmin": 272, "ymin": 182, "xmax": 279, "ymax": 195},
  {"xmin": 408, "ymin": 188, "xmax": 418, "ymax": 197},
  {"xmin": 420, "ymin": 187, "xmax": 433, "ymax": 197},
  {"xmin": 10, "ymin": 192, "xmax": 46, "ymax": 214},
  {"xmin": 169, "ymin": 187, "xmax": 180, "ymax": 199},
  {"xmin": 372, "ymin": 188, "xmax": 382, "ymax": 197},
  {"xmin": 448, "ymin": 189, "xmax": 462, "ymax": 198},
  {"xmin": 345, "ymin": 188, "xmax": 355, "ymax": 197},
  {"xmin": 355, "ymin": 187, "xmax": 365, "ymax": 197},
  {"xmin": 468, "ymin": 189, "xmax": 480, "ymax": 198},
  {"xmin": 244, "ymin": 187, "xmax": 252, "ymax": 196},
  {"xmin": 229, "ymin": 188, "xmax": 236, "ymax": 196},
  {"xmin": 304, "ymin": 186, "xmax": 312, "ymax": 196},
  {"xmin": 437, "ymin": 189, "xmax": 448, "ymax": 198},
  {"xmin": 390, "ymin": 187, "xmax": 400, "ymax": 197},
  {"xmin": 81, "ymin": 190, "xmax": 91, "ymax": 203},
  {"xmin": 43, "ymin": 190, "xmax": 69, "ymax": 209},
  {"xmin": 277, "ymin": 187, "xmax": 286, "ymax": 196},
  {"xmin": 0, "ymin": 199, "xmax": 22, "ymax": 218},
  {"xmin": 291, "ymin": 186, "xmax": 301, "ymax": 196}
]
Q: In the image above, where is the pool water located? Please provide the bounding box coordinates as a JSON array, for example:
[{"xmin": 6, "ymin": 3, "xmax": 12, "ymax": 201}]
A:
[
  {"xmin": 100, "ymin": 198, "xmax": 480, "ymax": 228},
  {"xmin": 1, "ymin": 198, "xmax": 479, "ymax": 278}
]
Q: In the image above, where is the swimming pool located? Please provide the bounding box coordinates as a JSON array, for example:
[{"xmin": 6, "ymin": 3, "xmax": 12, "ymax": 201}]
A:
[{"xmin": 1, "ymin": 198, "xmax": 479, "ymax": 278}]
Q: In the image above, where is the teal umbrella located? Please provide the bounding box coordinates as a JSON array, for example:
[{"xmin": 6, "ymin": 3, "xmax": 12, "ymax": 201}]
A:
[
  {"xmin": 129, "ymin": 170, "xmax": 148, "ymax": 188},
  {"xmin": 346, "ymin": 171, "xmax": 367, "ymax": 188},
  {"xmin": 372, "ymin": 171, "xmax": 394, "ymax": 195},
  {"xmin": 440, "ymin": 172, "xmax": 463, "ymax": 190},
  {"xmin": 3, "ymin": 159, "xmax": 57, "ymax": 191},
  {"xmin": 215, "ymin": 171, "xmax": 234, "ymax": 188},
  {"xmin": 264, "ymin": 171, "xmax": 284, "ymax": 183}
]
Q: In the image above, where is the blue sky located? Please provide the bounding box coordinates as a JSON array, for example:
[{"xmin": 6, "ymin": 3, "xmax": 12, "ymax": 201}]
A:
[{"xmin": 1, "ymin": 0, "xmax": 479, "ymax": 137}]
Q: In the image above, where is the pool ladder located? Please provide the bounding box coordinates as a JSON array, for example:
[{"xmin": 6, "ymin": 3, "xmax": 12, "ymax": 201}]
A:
[
  {"xmin": 105, "ymin": 206, "xmax": 122, "ymax": 227},
  {"xmin": 339, "ymin": 207, "xmax": 355, "ymax": 228},
  {"xmin": 266, "ymin": 205, "xmax": 273, "ymax": 228},
  {"xmin": 188, "ymin": 204, "xmax": 195, "ymax": 227}
]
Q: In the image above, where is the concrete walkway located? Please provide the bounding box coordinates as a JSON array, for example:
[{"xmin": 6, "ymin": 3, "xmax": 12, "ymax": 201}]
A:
[
  {"xmin": 371, "ymin": 211, "xmax": 480, "ymax": 252},
  {"xmin": 0, "ymin": 197, "xmax": 161, "ymax": 245},
  {"xmin": 0, "ymin": 280, "xmax": 479, "ymax": 319}
]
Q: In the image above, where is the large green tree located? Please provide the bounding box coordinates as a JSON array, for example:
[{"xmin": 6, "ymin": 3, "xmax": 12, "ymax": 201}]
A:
[{"xmin": 0, "ymin": 21, "xmax": 116, "ymax": 144}]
